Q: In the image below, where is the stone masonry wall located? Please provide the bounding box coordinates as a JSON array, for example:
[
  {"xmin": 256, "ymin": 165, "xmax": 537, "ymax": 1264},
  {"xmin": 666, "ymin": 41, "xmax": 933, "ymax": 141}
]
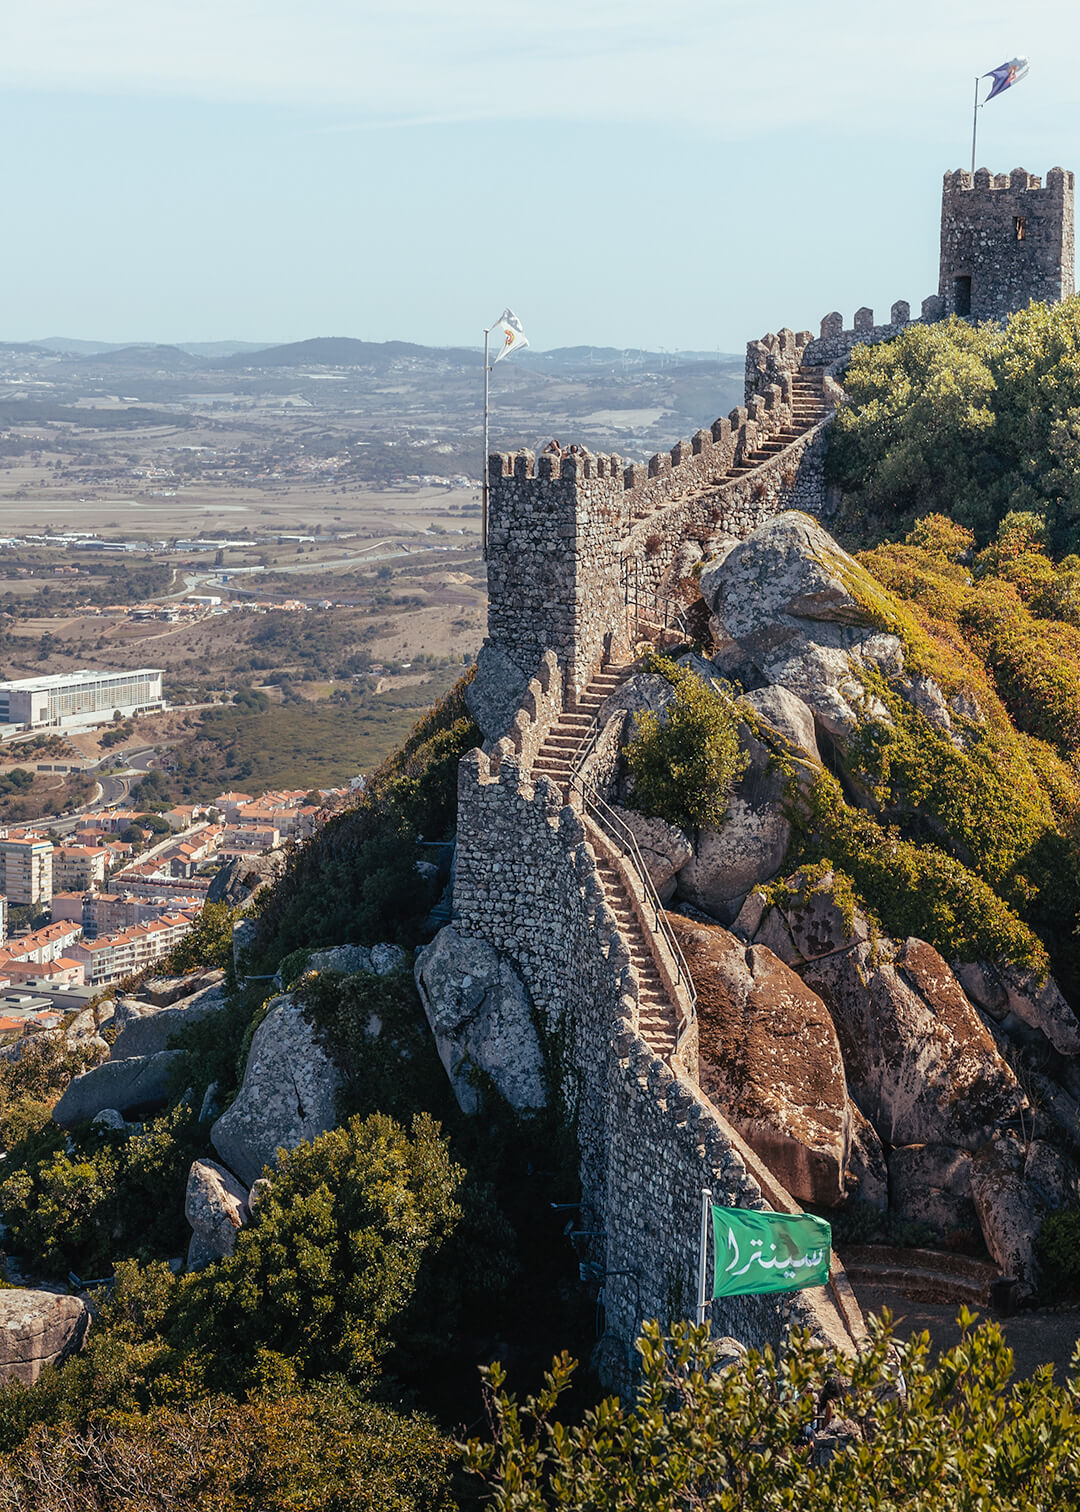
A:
[
  {"xmin": 798, "ymin": 296, "xmax": 944, "ymax": 368},
  {"xmin": 939, "ymin": 167, "xmax": 1075, "ymax": 319},
  {"xmin": 453, "ymin": 742, "xmax": 856, "ymax": 1387}
]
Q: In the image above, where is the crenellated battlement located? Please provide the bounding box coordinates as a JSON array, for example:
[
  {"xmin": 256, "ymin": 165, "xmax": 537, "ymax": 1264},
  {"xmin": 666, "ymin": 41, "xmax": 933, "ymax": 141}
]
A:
[{"xmin": 943, "ymin": 165, "xmax": 1074, "ymax": 195}]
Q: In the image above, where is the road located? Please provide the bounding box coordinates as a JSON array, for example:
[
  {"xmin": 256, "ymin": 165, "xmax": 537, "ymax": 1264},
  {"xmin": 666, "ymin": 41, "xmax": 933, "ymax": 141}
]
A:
[{"xmin": 45, "ymin": 749, "xmax": 152, "ymax": 835}]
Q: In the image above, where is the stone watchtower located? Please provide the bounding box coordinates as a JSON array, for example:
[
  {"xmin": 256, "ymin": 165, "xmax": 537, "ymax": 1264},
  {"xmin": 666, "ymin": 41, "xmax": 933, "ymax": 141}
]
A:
[{"xmin": 939, "ymin": 166, "xmax": 1075, "ymax": 319}]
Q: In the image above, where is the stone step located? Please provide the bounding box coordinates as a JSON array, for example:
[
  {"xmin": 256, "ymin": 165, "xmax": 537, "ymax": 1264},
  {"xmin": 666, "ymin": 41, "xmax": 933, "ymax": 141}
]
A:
[{"xmin": 841, "ymin": 1261, "xmax": 990, "ymax": 1306}]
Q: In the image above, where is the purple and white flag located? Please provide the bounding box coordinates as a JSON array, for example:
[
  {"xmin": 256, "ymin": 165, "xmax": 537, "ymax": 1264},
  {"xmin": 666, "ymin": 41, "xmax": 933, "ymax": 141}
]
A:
[{"xmin": 983, "ymin": 57, "xmax": 1029, "ymax": 102}]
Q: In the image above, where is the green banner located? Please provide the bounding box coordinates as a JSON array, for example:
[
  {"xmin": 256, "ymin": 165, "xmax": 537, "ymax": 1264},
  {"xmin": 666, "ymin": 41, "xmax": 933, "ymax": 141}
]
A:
[{"xmin": 712, "ymin": 1207, "xmax": 831, "ymax": 1298}]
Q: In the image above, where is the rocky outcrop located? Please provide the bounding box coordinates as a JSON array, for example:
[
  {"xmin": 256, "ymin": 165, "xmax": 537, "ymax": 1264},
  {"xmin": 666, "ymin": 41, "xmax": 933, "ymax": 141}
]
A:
[
  {"xmin": 700, "ymin": 513, "xmax": 898, "ymax": 739},
  {"xmin": 597, "ymin": 672, "xmax": 676, "ymax": 733},
  {"xmin": 673, "ymin": 914, "xmax": 850, "ymax": 1207},
  {"xmin": 414, "ymin": 926, "xmax": 547, "ymax": 1115},
  {"xmin": 307, "ymin": 943, "xmax": 407, "ymax": 977},
  {"xmin": 955, "ymin": 960, "xmax": 1080, "ymax": 1057},
  {"xmin": 676, "ymin": 803, "xmax": 788, "ymax": 924},
  {"xmin": 63, "ymin": 1005, "xmax": 111, "ymax": 1060},
  {"xmin": 970, "ymin": 1136, "xmax": 1077, "ymax": 1297},
  {"xmin": 465, "ymin": 643, "xmax": 530, "ymax": 742},
  {"xmin": 845, "ymin": 1099, "xmax": 888, "ymax": 1210},
  {"xmin": 675, "ymin": 722, "xmax": 789, "ymax": 923},
  {"xmin": 742, "ymin": 684, "xmax": 821, "ymax": 764},
  {"xmin": 210, "ymin": 994, "xmax": 343, "ymax": 1186},
  {"xmin": 0, "ymin": 1291, "xmax": 90, "ymax": 1385},
  {"xmin": 52, "ymin": 1050, "xmax": 186, "ymax": 1128},
  {"xmin": 111, "ymin": 998, "xmax": 159, "ymax": 1034},
  {"xmin": 185, "ymin": 1158, "xmax": 250, "ymax": 1270},
  {"xmin": 740, "ymin": 875, "xmax": 1025, "ymax": 1150},
  {"xmin": 610, "ymin": 807, "xmax": 691, "ymax": 903},
  {"xmin": 206, "ymin": 851, "xmax": 287, "ymax": 907},
  {"xmin": 111, "ymin": 983, "xmax": 228, "ymax": 1061},
  {"xmin": 888, "ymin": 1143, "xmax": 978, "ymax": 1241},
  {"xmin": 142, "ymin": 969, "xmax": 225, "ymax": 1008}
]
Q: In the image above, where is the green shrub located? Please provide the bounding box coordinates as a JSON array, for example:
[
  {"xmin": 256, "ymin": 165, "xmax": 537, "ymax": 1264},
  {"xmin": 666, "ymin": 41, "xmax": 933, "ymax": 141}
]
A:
[
  {"xmin": 162, "ymin": 901, "xmax": 240, "ymax": 975},
  {"xmin": 0, "ymin": 1388, "xmax": 456, "ymax": 1512},
  {"xmin": 793, "ymin": 771, "xmax": 1047, "ymax": 978},
  {"xmin": 829, "ymin": 297, "xmax": 1080, "ymax": 553},
  {"xmin": 1037, "ymin": 1209, "xmax": 1080, "ymax": 1299},
  {"xmin": 299, "ymin": 968, "xmax": 450, "ymax": 1125},
  {"xmin": 625, "ymin": 657, "xmax": 747, "ymax": 832},
  {"xmin": 0, "ymin": 1036, "xmax": 102, "ymax": 1154},
  {"xmin": 466, "ymin": 1315, "xmax": 1080, "ymax": 1510},
  {"xmin": 170, "ymin": 1112, "xmax": 464, "ymax": 1389},
  {"xmin": 250, "ymin": 800, "xmax": 431, "ymax": 966},
  {"xmin": 0, "ymin": 1103, "xmax": 205, "ymax": 1278}
]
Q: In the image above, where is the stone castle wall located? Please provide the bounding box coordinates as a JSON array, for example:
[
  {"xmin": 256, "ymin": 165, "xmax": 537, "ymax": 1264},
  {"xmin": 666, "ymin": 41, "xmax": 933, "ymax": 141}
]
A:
[
  {"xmin": 487, "ymin": 394, "xmax": 828, "ymax": 700},
  {"xmin": 452, "ymin": 741, "xmax": 855, "ymax": 1384}
]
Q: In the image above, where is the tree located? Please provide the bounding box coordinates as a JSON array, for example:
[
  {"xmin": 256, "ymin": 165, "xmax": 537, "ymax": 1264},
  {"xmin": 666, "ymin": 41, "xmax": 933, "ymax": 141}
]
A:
[
  {"xmin": 162, "ymin": 901, "xmax": 238, "ymax": 974},
  {"xmin": 466, "ymin": 1317, "xmax": 1080, "ymax": 1510},
  {"xmin": 0, "ymin": 1389, "xmax": 455, "ymax": 1511},
  {"xmin": 829, "ymin": 299, "xmax": 1080, "ymax": 554},
  {"xmin": 170, "ymin": 1112, "xmax": 464, "ymax": 1388},
  {"xmin": 624, "ymin": 658, "xmax": 747, "ymax": 833}
]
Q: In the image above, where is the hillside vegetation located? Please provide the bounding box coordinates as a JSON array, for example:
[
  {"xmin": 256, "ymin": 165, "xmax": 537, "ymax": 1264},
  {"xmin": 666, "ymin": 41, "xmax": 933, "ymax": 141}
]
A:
[{"xmin": 829, "ymin": 301, "xmax": 1080, "ymax": 551}]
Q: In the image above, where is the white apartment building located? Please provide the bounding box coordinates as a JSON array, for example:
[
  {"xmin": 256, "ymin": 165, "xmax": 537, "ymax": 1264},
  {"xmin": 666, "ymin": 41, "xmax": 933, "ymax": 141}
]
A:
[
  {"xmin": 68, "ymin": 912, "xmax": 196, "ymax": 986},
  {"xmin": 53, "ymin": 846, "xmax": 108, "ymax": 892},
  {"xmin": 1, "ymin": 837, "xmax": 52, "ymax": 905},
  {"xmin": 0, "ymin": 669, "xmax": 164, "ymax": 729}
]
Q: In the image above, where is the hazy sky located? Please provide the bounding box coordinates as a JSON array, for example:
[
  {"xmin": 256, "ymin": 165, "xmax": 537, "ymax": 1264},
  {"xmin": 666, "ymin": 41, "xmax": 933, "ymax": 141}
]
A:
[{"xmin": 1, "ymin": 0, "xmax": 1076, "ymax": 351}]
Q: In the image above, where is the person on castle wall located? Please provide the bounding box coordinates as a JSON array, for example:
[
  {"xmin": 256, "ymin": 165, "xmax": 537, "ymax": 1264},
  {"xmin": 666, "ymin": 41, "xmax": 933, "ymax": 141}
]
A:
[{"xmin": 542, "ymin": 438, "xmax": 561, "ymax": 455}]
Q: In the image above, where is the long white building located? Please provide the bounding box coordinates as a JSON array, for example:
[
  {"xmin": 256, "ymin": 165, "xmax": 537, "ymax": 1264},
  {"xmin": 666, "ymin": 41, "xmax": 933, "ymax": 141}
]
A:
[{"xmin": 0, "ymin": 669, "xmax": 164, "ymax": 729}]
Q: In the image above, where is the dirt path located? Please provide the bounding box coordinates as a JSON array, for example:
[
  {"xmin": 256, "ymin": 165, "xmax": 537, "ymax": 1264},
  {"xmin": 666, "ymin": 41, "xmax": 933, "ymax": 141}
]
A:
[{"xmin": 855, "ymin": 1284, "xmax": 1080, "ymax": 1380}]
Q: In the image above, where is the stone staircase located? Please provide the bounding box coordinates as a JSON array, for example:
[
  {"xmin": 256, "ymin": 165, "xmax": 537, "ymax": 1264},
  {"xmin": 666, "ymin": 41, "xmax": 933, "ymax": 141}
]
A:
[
  {"xmin": 840, "ymin": 1245, "xmax": 998, "ymax": 1307},
  {"xmin": 594, "ymin": 852, "xmax": 680, "ymax": 1057},
  {"xmin": 530, "ymin": 663, "xmax": 633, "ymax": 797},
  {"xmin": 528, "ymin": 660, "xmax": 684, "ymax": 1061},
  {"xmin": 729, "ymin": 366, "xmax": 828, "ymax": 476}
]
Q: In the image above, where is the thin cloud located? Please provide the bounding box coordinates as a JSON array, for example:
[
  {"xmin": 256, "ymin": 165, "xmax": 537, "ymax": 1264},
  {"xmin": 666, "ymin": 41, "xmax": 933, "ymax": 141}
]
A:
[{"xmin": 0, "ymin": 0, "xmax": 1071, "ymax": 141}]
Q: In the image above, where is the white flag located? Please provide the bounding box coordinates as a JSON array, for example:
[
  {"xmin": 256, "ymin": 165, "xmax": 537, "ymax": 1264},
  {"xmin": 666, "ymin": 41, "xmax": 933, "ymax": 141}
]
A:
[{"xmin": 492, "ymin": 308, "xmax": 529, "ymax": 363}]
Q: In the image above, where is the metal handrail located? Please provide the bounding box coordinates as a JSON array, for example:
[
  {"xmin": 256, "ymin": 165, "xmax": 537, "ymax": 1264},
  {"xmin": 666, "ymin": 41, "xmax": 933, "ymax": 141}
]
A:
[
  {"xmin": 621, "ymin": 556, "xmax": 692, "ymax": 644},
  {"xmin": 569, "ymin": 768, "xmax": 697, "ymax": 1054}
]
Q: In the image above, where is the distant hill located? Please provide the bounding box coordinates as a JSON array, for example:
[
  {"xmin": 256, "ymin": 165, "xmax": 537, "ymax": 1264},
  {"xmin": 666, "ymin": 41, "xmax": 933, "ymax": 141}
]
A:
[
  {"xmin": 217, "ymin": 337, "xmax": 483, "ymax": 371},
  {"xmin": 216, "ymin": 337, "xmax": 742, "ymax": 376},
  {"xmin": 178, "ymin": 341, "xmax": 274, "ymax": 358},
  {"xmin": 12, "ymin": 336, "xmax": 742, "ymax": 374},
  {"xmin": 32, "ymin": 337, "xmax": 130, "ymax": 355},
  {"xmin": 27, "ymin": 337, "xmax": 271, "ymax": 359},
  {"xmin": 74, "ymin": 344, "xmax": 205, "ymax": 370}
]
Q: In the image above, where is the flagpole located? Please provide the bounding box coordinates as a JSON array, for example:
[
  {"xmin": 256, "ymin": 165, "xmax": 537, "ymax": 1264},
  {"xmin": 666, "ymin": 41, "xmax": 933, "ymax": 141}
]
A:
[
  {"xmin": 696, "ymin": 1188, "xmax": 711, "ymax": 1326},
  {"xmin": 482, "ymin": 327, "xmax": 490, "ymax": 561},
  {"xmin": 971, "ymin": 75, "xmax": 980, "ymax": 176}
]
